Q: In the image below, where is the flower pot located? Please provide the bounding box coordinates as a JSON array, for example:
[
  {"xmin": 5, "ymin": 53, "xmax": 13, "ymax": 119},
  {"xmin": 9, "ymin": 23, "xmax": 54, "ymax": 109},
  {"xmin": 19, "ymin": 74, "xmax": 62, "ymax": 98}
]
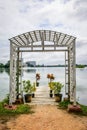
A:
[
  {"xmin": 32, "ymin": 93, "xmax": 35, "ymax": 98},
  {"xmin": 24, "ymin": 94, "xmax": 32, "ymax": 102},
  {"xmin": 50, "ymin": 90, "xmax": 52, "ymax": 93},
  {"xmin": 49, "ymin": 90, "xmax": 53, "ymax": 98},
  {"xmin": 49, "ymin": 93, "xmax": 53, "ymax": 98},
  {"xmin": 54, "ymin": 93, "xmax": 62, "ymax": 102},
  {"xmin": 36, "ymin": 82, "xmax": 39, "ymax": 87}
]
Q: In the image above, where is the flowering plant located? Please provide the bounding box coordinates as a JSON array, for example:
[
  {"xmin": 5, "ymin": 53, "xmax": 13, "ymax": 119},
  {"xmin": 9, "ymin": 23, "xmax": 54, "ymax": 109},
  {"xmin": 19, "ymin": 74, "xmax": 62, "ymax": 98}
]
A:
[
  {"xmin": 36, "ymin": 73, "xmax": 40, "ymax": 80},
  {"xmin": 47, "ymin": 73, "xmax": 55, "ymax": 81}
]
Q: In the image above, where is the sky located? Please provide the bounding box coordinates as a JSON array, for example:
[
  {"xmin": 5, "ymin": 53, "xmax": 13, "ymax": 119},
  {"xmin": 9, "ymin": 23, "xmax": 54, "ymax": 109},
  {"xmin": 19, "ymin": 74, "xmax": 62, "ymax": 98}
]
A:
[{"xmin": 0, "ymin": 0, "xmax": 87, "ymax": 65}]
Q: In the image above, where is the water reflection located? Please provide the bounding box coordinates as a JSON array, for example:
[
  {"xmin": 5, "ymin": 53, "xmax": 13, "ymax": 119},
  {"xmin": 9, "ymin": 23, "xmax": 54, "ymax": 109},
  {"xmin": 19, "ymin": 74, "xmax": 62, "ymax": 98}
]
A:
[
  {"xmin": 4, "ymin": 68, "xmax": 10, "ymax": 75},
  {"xmin": 0, "ymin": 68, "xmax": 4, "ymax": 73},
  {"xmin": 0, "ymin": 68, "xmax": 10, "ymax": 75},
  {"xmin": 23, "ymin": 68, "xmax": 36, "ymax": 73}
]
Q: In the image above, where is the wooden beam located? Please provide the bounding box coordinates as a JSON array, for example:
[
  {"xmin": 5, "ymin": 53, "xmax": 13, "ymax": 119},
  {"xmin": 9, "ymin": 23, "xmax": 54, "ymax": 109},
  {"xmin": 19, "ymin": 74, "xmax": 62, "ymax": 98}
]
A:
[
  {"xmin": 18, "ymin": 35, "xmax": 26, "ymax": 45},
  {"xmin": 44, "ymin": 30, "xmax": 46, "ymax": 41},
  {"xmin": 10, "ymin": 39, "xmax": 19, "ymax": 47},
  {"xmin": 23, "ymin": 34, "xmax": 27, "ymax": 40},
  {"xmin": 13, "ymin": 37, "xmax": 22, "ymax": 46},
  {"xmin": 57, "ymin": 33, "xmax": 61, "ymax": 44},
  {"xmin": 65, "ymin": 36, "xmax": 72, "ymax": 45},
  {"xmin": 68, "ymin": 38, "xmax": 76, "ymax": 46},
  {"xmin": 20, "ymin": 44, "xmax": 67, "ymax": 48},
  {"xmin": 53, "ymin": 32, "xmax": 56, "ymax": 42},
  {"xmin": 34, "ymin": 31, "xmax": 38, "ymax": 41},
  {"xmin": 17, "ymin": 49, "xmax": 68, "ymax": 52},
  {"xmin": 49, "ymin": 31, "xmax": 51, "ymax": 41},
  {"xmin": 28, "ymin": 32, "xmax": 34, "ymax": 42},
  {"xmin": 42, "ymin": 32, "xmax": 44, "ymax": 50},
  {"xmin": 39, "ymin": 30, "xmax": 42, "ymax": 41},
  {"xmin": 60, "ymin": 34, "xmax": 66, "ymax": 45}
]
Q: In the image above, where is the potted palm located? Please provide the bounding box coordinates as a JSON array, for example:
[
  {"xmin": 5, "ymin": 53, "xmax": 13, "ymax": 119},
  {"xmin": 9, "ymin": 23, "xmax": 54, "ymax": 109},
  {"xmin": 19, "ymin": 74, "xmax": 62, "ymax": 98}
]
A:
[
  {"xmin": 36, "ymin": 73, "xmax": 40, "ymax": 87},
  {"xmin": 53, "ymin": 82, "xmax": 63, "ymax": 102},
  {"xmin": 23, "ymin": 80, "xmax": 32, "ymax": 102}
]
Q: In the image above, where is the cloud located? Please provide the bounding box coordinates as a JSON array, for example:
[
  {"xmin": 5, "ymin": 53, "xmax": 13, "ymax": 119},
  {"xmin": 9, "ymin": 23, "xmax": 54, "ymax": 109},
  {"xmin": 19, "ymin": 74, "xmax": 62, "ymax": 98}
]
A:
[{"xmin": 0, "ymin": 0, "xmax": 87, "ymax": 64}]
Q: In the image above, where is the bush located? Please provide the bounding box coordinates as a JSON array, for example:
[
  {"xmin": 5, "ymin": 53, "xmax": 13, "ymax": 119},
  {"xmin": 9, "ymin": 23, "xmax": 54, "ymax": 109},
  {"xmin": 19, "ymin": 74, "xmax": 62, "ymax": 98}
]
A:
[{"xmin": 58, "ymin": 100, "xmax": 71, "ymax": 109}]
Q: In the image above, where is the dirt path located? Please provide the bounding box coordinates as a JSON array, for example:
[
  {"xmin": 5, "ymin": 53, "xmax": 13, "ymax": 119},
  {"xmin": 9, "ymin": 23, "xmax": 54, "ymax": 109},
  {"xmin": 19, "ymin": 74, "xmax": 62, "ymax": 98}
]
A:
[{"xmin": 0, "ymin": 105, "xmax": 87, "ymax": 130}]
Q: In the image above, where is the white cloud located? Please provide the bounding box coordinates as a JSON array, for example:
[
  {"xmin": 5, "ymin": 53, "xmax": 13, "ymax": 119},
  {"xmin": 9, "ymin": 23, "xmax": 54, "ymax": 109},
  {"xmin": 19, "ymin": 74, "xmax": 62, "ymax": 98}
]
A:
[{"xmin": 0, "ymin": 0, "xmax": 87, "ymax": 64}]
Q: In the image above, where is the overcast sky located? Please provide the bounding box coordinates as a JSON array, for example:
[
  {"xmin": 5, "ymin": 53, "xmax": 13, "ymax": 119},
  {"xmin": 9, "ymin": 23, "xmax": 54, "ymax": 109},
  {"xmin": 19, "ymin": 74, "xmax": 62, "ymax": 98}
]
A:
[{"xmin": 0, "ymin": 0, "xmax": 87, "ymax": 65}]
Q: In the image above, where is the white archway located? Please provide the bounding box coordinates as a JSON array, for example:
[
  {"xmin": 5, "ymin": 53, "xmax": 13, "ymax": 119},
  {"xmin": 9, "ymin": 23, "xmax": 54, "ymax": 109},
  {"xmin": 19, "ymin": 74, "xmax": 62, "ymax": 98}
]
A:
[{"xmin": 9, "ymin": 30, "xmax": 76, "ymax": 105}]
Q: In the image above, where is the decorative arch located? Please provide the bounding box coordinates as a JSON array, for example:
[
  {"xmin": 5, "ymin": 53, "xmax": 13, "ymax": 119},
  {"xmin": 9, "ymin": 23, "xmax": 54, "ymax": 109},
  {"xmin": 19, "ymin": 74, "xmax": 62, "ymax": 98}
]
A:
[{"xmin": 9, "ymin": 30, "xmax": 76, "ymax": 105}]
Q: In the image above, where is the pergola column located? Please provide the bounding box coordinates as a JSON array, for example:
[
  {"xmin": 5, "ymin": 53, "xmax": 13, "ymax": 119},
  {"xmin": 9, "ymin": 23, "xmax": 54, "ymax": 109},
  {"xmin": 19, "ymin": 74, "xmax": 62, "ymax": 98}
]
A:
[
  {"xmin": 69, "ymin": 40, "xmax": 76, "ymax": 105},
  {"xmin": 9, "ymin": 43, "xmax": 17, "ymax": 104}
]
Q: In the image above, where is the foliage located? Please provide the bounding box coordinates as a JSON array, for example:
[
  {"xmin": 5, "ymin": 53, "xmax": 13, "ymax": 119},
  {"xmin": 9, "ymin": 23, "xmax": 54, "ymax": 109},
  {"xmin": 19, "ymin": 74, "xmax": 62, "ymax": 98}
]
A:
[
  {"xmin": 59, "ymin": 100, "xmax": 87, "ymax": 116},
  {"xmin": 0, "ymin": 63, "xmax": 4, "ymax": 68},
  {"xmin": 0, "ymin": 102, "xmax": 33, "ymax": 116},
  {"xmin": 23, "ymin": 80, "xmax": 32, "ymax": 94},
  {"xmin": 2, "ymin": 94, "xmax": 9, "ymax": 105},
  {"xmin": 51, "ymin": 82, "xmax": 63, "ymax": 94},
  {"xmin": 32, "ymin": 82, "xmax": 36, "ymax": 92},
  {"xmin": 23, "ymin": 80, "xmax": 36, "ymax": 94},
  {"xmin": 48, "ymin": 82, "xmax": 55, "ymax": 90},
  {"xmin": 58, "ymin": 100, "xmax": 71, "ymax": 109},
  {"xmin": 76, "ymin": 64, "xmax": 87, "ymax": 68},
  {"xmin": 4, "ymin": 60, "xmax": 10, "ymax": 68},
  {"xmin": 79, "ymin": 104, "xmax": 87, "ymax": 116}
]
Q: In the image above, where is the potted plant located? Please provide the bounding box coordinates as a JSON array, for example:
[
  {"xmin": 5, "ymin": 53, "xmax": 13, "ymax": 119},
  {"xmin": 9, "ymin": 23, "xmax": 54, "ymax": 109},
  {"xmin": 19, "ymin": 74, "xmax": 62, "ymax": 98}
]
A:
[
  {"xmin": 48, "ymin": 82, "xmax": 55, "ymax": 97},
  {"xmin": 36, "ymin": 73, "xmax": 40, "ymax": 87},
  {"xmin": 23, "ymin": 80, "xmax": 33, "ymax": 102},
  {"xmin": 53, "ymin": 82, "xmax": 63, "ymax": 102},
  {"xmin": 31, "ymin": 82, "xmax": 36, "ymax": 98},
  {"xmin": 47, "ymin": 74, "xmax": 55, "ymax": 98}
]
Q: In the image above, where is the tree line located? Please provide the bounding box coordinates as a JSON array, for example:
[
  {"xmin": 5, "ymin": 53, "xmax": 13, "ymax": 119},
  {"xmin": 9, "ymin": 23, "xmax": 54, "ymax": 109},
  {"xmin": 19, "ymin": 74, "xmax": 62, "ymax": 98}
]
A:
[{"xmin": 0, "ymin": 61, "xmax": 10, "ymax": 68}]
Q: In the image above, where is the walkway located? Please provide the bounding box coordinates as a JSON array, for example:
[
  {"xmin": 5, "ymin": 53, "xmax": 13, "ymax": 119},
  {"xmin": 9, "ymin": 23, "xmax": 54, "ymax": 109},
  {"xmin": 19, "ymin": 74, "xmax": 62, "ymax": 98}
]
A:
[
  {"xmin": 5, "ymin": 105, "xmax": 87, "ymax": 130},
  {"xmin": 29, "ymin": 85, "xmax": 57, "ymax": 105}
]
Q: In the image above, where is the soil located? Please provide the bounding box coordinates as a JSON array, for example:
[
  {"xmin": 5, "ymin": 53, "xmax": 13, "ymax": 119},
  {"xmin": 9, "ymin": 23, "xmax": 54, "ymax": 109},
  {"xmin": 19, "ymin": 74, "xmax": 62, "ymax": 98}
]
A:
[{"xmin": 0, "ymin": 105, "xmax": 87, "ymax": 130}]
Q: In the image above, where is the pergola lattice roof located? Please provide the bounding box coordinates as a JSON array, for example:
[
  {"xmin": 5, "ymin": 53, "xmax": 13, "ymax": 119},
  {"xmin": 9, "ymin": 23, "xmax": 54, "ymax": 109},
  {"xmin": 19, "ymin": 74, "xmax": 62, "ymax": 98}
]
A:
[{"xmin": 9, "ymin": 30, "xmax": 76, "ymax": 47}]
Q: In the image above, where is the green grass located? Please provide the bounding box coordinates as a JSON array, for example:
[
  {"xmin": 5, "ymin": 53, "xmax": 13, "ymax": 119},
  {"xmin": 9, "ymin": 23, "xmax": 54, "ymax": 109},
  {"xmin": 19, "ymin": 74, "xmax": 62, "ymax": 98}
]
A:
[
  {"xmin": 58, "ymin": 100, "xmax": 87, "ymax": 116},
  {"xmin": 0, "ymin": 95, "xmax": 34, "ymax": 116},
  {"xmin": 0, "ymin": 102, "xmax": 34, "ymax": 116},
  {"xmin": 58, "ymin": 100, "xmax": 71, "ymax": 109}
]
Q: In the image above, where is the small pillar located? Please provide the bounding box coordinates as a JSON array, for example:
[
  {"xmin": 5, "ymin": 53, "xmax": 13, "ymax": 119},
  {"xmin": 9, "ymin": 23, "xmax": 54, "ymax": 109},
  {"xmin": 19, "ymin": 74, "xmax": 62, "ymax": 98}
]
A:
[{"xmin": 67, "ymin": 104, "xmax": 82, "ymax": 112}]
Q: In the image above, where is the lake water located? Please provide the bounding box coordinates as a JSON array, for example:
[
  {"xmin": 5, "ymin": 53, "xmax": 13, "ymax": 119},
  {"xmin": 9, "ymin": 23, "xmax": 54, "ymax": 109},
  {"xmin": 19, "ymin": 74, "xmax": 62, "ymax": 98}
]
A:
[{"xmin": 0, "ymin": 67, "xmax": 87, "ymax": 105}]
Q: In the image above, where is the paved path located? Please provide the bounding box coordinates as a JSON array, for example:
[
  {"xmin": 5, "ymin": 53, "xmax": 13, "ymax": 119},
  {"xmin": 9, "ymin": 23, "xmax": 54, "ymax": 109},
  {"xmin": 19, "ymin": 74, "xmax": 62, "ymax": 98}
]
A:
[{"xmin": 29, "ymin": 85, "xmax": 58, "ymax": 105}]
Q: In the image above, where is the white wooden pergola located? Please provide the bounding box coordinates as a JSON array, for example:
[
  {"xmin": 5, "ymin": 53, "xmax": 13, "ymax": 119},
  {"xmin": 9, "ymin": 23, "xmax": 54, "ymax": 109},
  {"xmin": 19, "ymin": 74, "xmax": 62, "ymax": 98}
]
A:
[{"xmin": 9, "ymin": 30, "xmax": 76, "ymax": 105}]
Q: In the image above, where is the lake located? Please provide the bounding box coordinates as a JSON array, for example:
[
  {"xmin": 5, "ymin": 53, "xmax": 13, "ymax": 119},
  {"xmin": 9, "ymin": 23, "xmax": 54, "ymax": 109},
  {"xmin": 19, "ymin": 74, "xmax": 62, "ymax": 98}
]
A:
[{"xmin": 0, "ymin": 67, "xmax": 87, "ymax": 105}]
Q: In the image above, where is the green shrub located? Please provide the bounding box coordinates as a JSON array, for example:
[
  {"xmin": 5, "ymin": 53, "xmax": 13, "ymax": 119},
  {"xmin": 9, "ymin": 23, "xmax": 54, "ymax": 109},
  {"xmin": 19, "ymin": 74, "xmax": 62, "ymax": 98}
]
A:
[{"xmin": 58, "ymin": 100, "xmax": 71, "ymax": 109}]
